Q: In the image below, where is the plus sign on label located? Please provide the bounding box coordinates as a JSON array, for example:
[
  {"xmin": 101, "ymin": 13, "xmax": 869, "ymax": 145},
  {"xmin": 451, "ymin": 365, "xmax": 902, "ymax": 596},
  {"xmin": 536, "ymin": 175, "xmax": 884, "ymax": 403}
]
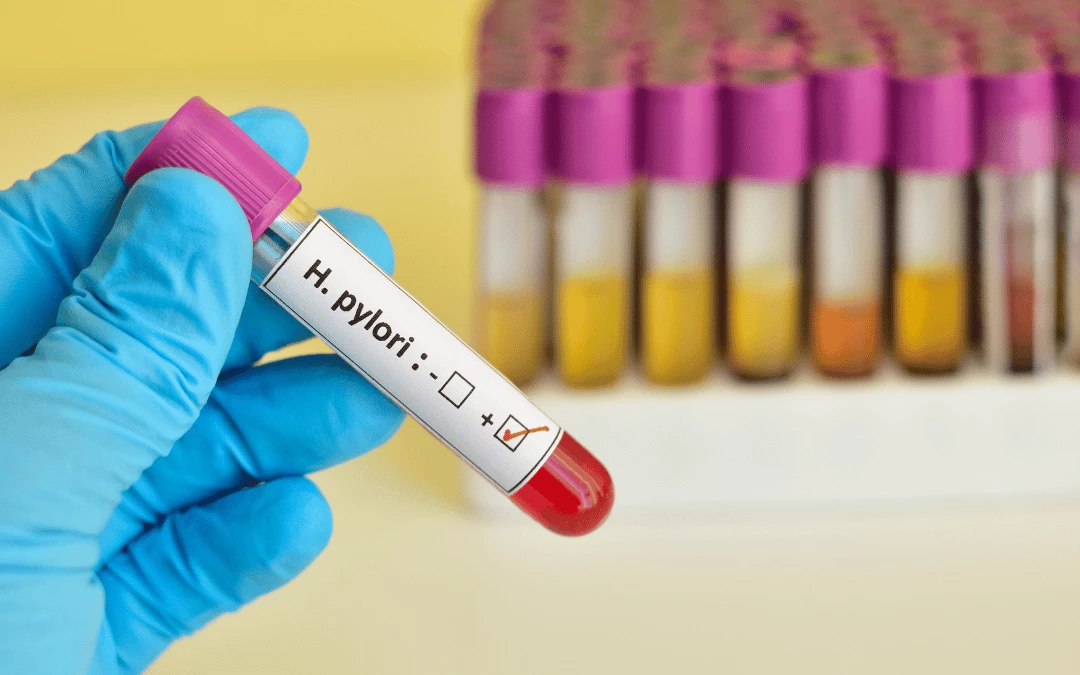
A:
[{"xmin": 259, "ymin": 217, "xmax": 562, "ymax": 493}]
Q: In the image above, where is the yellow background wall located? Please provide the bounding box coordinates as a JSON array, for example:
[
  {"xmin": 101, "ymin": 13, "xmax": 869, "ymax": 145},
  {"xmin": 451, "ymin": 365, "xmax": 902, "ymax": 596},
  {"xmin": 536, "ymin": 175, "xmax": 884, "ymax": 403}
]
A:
[
  {"xmin": 0, "ymin": 0, "xmax": 492, "ymax": 508},
  {"xmin": 7, "ymin": 4, "xmax": 1080, "ymax": 675},
  {"xmin": 0, "ymin": 0, "xmax": 484, "ymax": 92}
]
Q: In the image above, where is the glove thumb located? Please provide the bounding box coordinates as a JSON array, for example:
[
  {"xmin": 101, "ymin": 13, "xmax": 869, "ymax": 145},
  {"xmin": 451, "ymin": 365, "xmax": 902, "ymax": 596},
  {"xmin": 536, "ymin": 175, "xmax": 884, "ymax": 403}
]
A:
[{"xmin": 0, "ymin": 167, "xmax": 252, "ymax": 569}]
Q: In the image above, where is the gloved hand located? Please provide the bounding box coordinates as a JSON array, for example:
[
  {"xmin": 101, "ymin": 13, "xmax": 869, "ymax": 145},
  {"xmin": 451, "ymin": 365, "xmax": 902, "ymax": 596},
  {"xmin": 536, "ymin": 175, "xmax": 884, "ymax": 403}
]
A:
[{"xmin": 0, "ymin": 107, "xmax": 405, "ymax": 674}]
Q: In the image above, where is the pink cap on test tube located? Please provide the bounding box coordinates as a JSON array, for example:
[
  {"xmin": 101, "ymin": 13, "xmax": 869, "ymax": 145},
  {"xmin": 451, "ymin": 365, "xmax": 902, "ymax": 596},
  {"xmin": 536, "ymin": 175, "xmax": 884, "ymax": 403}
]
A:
[
  {"xmin": 725, "ymin": 36, "xmax": 809, "ymax": 182},
  {"xmin": 641, "ymin": 83, "xmax": 723, "ymax": 181},
  {"xmin": 1063, "ymin": 73, "xmax": 1080, "ymax": 171},
  {"xmin": 553, "ymin": 86, "xmax": 635, "ymax": 184},
  {"xmin": 124, "ymin": 97, "xmax": 302, "ymax": 241},
  {"xmin": 474, "ymin": 88, "xmax": 547, "ymax": 186},
  {"xmin": 890, "ymin": 73, "xmax": 974, "ymax": 172},
  {"xmin": 810, "ymin": 65, "xmax": 887, "ymax": 166},
  {"xmin": 977, "ymin": 70, "xmax": 1054, "ymax": 172},
  {"xmin": 727, "ymin": 78, "xmax": 809, "ymax": 182}
]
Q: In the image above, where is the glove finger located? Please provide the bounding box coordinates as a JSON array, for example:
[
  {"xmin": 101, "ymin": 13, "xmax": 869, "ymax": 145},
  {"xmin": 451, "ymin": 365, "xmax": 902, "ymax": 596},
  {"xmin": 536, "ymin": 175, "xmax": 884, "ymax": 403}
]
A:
[
  {"xmin": 0, "ymin": 570, "xmax": 102, "ymax": 674},
  {"xmin": 222, "ymin": 208, "xmax": 396, "ymax": 373},
  {"xmin": 96, "ymin": 477, "xmax": 331, "ymax": 674},
  {"xmin": 0, "ymin": 168, "xmax": 251, "ymax": 564},
  {"xmin": 97, "ymin": 353, "xmax": 403, "ymax": 563},
  {"xmin": 0, "ymin": 106, "xmax": 309, "ymax": 368}
]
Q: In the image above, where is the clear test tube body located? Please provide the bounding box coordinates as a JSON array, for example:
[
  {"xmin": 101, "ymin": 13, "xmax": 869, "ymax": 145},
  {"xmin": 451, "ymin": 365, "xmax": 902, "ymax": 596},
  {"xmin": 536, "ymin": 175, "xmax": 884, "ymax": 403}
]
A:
[
  {"xmin": 553, "ymin": 86, "xmax": 636, "ymax": 387},
  {"xmin": 474, "ymin": 89, "xmax": 549, "ymax": 385},
  {"xmin": 978, "ymin": 70, "xmax": 1056, "ymax": 373},
  {"xmin": 891, "ymin": 72, "xmax": 973, "ymax": 373},
  {"xmin": 726, "ymin": 76, "xmax": 808, "ymax": 379},
  {"xmin": 640, "ymin": 83, "xmax": 720, "ymax": 385},
  {"xmin": 809, "ymin": 63, "xmax": 886, "ymax": 377}
]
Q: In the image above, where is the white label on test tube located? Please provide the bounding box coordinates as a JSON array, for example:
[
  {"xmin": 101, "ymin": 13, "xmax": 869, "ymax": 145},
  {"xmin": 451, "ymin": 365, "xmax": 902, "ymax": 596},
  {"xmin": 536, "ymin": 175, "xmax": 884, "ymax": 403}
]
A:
[
  {"xmin": 814, "ymin": 167, "xmax": 882, "ymax": 299},
  {"xmin": 644, "ymin": 182, "xmax": 714, "ymax": 271},
  {"xmin": 478, "ymin": 186, "xmax": 547, "ymax": 294},
  {"xmin": 980, "ymin": 171, "xmax": 1009, "ymax": 370},
  {"xmin": 556, "ymin": 185, "xmax": 635, "ymax": 277},
  {"xmin": 260, "ymin": 216, "xmax": 561, "ymax": 494},
  {"xmin": 728, "ymin": 181, "xmax": 800, "ymax": 271},
  {"xmin": 1032, "ymin": 170, "xmax": 1056, "ymax": 371},
  {"xmin": 1066, "ymin": 173, "xmax": 1080, "ymax": 359},
  {"xmin": 897, "ymin": 174, "xmax": 966, "ymax": 268}
]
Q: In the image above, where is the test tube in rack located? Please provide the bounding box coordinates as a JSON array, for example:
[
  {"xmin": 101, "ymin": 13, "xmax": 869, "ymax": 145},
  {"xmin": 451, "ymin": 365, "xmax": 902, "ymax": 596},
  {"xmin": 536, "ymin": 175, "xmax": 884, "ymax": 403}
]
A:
[
  {"xmin": 474, "ymin": 0, "xmax": 550, "ymax": 385},
  {"xmin": 808, "ymin": 33, "xmax": 887, "ymax": 377},
  {"xmin": 976, "ymin": 32, "xmax": 1056, "ymax": 373},
  {"xmin": 725, "ymin": 33, "xmax": 808, "ymax": 379},
  {"xmin": 553, "ymin": 0, "xmax": 638, "ymax": 387},
  {"xmin": 1060, "ymin": 40, "xmax": 1080, "ymax": 362},
  {"xmin": 891, "ymin": 32, "xmax": 973, "ymax": 373},
  {"xmin": 639, "ymin": 0, "xmax": 720, "ymax": 385}
]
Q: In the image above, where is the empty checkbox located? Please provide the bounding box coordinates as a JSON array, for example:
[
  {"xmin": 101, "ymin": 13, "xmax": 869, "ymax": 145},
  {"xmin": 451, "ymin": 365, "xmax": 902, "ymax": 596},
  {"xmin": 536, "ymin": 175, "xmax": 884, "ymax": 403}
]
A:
[{"xmin": 438, "ymin": 371, "xmax": 475, "ymax": 408}]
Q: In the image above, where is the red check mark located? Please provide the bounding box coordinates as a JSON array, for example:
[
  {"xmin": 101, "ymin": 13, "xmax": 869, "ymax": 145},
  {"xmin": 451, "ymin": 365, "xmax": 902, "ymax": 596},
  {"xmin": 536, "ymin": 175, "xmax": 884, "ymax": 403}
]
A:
[{"xmin": 503, "ymin": 425, "xmax": 550, "ymax": 442}]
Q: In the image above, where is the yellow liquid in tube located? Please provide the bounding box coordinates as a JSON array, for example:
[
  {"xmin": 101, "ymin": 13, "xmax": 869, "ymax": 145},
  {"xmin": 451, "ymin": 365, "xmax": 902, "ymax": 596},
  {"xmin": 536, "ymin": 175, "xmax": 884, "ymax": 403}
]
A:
[
  {"xmin": 894, "ymin": 265, "xmax": 966, "ymax": 372},
  {"xmin": 557, "ymin": 274, "xmax": 627, "ymax": 387},
  {"xmin": 477, "ymin": 291, "xmax": 545, "ymax": 385},
  {"xmin": 728, "ymin": 265, "xmax": 799, "ymax": 379},
  {"xmin": 642, "ymin": 268, "xmax": 714, "ymax": 385}
]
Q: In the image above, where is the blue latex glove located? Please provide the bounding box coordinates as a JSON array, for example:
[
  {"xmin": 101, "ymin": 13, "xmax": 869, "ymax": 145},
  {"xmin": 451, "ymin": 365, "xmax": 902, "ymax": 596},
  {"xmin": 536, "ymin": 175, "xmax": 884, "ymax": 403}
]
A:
[{"xmin": 0, "ymin": 108, "xmax": 405, "ymax": 673}]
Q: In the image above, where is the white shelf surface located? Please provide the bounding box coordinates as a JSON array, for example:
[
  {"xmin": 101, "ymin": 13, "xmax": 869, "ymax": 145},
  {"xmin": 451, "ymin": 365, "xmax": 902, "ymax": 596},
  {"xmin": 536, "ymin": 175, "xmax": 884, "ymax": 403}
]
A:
[{"xmin": 464, "ymin": 362, "xmax": 1080, "ymax": 519}]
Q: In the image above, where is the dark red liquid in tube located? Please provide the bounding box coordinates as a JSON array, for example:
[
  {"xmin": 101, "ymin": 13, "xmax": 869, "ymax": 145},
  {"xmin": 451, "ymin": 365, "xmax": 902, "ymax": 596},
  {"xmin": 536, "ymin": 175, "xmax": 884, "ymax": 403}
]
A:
[{"xmin": 511, "ymin": 433, "xmax": 614, "ymax": 536}]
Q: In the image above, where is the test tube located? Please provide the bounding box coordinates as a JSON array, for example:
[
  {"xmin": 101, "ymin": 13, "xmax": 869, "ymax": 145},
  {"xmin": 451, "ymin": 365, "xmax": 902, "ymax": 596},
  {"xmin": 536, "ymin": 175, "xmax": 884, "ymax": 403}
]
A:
[
  {"xmin": 725, "ymin": 34, "xmax": 808, "ymax": 379},
  {"xmin": 126, "ymin": 97, "xmax": 615, "ymax": 537},
  {"xmin": 891, "ymin": 32, "xmax": 973, "ymax": 373},
  {"xmin": 474, "ymin": 0, "xmax": 549, "ymax": 386},
  {"xmin": 808, "ymin": 34, "xmax": 886, "ymax": 377},
  {"xmin": 639, "ymin": 0, "xmax": 720, "ymax": 385},
  {"xmin": 1060, "ymin": 45, "xmax": 1080, "ymax": 362},
  {"xmin": 552, "ymin": 0, "xmax": 638, "ymax": 388},
  {"xmin": 976, "ymin": 33, "xmax": 1056, "ymax": 373}
]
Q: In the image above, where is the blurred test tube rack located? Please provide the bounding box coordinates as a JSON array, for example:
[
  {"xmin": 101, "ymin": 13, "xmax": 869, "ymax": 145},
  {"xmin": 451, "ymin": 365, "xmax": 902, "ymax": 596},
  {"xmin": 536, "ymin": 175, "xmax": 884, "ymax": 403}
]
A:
[
  {"xmin": 468, "ymin": 0, "xmax": 1080, "ymax": 521},
  {"xmin": 465, "ymin": 363, "xmax": 1080, "ymax": 518}
]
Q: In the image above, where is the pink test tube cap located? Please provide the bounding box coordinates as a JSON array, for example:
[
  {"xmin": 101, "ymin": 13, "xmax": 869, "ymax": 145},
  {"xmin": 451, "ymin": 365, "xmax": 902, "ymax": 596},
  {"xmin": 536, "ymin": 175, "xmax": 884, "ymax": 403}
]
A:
[
  {"xmin": 890, "ymin": 73, "xmax": 974, "ymax": 173},
  {"xmin": 977, "ymin": 70, "xmax": 1055, "ymax": 172},
  {"xmin": 553, "ymin": 86, "xmax": 635, "ymax": 185},
  {"xmin": 641, "ymin": 83, "xmax": 723, "ymax": 182},
  {"xmin": 810, "ymin": 65, "xmax": 887, "ymax": 166},
  {"xmin": 124, "ymin": 97, "xmax": 303, "ymax": 241},
  {"xmin": 475, "ymin": 88, "xmax": 547, "ymax": 186},
  {"xmin": 726, "ymin": 78, "xmax": 809, "ymax": 182},
  {"xmin": 1064, "ymin": 73, "xmax": 1080, "ymax": 171}
]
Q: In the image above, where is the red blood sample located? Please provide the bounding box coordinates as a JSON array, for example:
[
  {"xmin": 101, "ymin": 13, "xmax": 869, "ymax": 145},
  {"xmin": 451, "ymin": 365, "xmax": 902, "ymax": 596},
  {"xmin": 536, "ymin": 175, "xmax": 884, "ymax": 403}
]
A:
[{"xmin": 510, "ymin": 432, "xmax": 614, "ymax": 536}]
